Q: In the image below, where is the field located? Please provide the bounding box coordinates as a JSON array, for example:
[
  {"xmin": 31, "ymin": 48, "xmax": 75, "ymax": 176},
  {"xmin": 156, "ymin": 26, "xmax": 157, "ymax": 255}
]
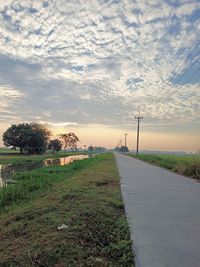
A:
[
  {"xmin": 0, "ymin": 148, "xmax": 84, "ymax": 164},
  {"xmin": 0, "ymin": 147, "xmax": 20, "ymax": 153},
  {"xmin": 129, "ymin": 153, "xmax": 200, "ymax": 179},
  {"xmin": 0, "ymin": 153, "xmax": 134, "ymax": 266}
]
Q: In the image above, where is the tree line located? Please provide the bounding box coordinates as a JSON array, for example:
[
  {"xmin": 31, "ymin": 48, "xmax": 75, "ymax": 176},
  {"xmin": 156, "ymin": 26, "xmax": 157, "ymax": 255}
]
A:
[{"xmin": 3, "ymin": 123, "xmax": 79, "ymax": 154}]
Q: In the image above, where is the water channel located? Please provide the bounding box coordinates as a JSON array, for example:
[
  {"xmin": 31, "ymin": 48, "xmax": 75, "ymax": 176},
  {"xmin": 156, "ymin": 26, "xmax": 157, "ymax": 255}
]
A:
[{"xmin": 0, "ymin": 154, "xmax": 89, "ymax": 188}]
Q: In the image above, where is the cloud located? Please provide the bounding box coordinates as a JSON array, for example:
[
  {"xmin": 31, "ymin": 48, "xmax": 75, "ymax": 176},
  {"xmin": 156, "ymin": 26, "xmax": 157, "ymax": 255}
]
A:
[
  {"xmin": 39, "ymin": 121, "xmax": 78, "ymax": 127},
  {"xmin": 0, "ymin": 0, "xmax": 199, "ymax": 133},
  {"xmin": 0, "ymin": 84, "xmax": 24, "ymax": 122}
]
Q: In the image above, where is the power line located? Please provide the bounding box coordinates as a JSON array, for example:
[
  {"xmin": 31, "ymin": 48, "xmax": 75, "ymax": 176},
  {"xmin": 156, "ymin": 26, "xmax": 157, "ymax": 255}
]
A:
[
  {"xmin": 144, "ymin": 40, "xmax": 200, "ymax": 113},
  {"xmin": 170, "ymin": 40, "xmax": 200, "ymax": 83},
  {"xmin": 160, "ymin": 55, "xmax": 200, "ymax": 99},
  {"xmin": 149, "ymin": 64, "xmax": 200, "ymax": 114},
  {"xmin": 166, "ymin": 65, "xmax": 200, "ymax": 100},
  {"xmin": 154, "ymin": 40, "xmax": 200, "ymax": 101},
  {"xmin": 146, "ymin": 54, "xmax": 200, "ymax": 115},
  {"xmin": 152, "ymin": 55, "xmax": 200, "ymax": 107}
]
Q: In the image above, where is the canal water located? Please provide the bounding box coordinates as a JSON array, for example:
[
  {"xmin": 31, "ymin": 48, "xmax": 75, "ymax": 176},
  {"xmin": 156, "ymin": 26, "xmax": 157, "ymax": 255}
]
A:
[{"xmin": 0, "ymin": 155, "xmax": 89, "ymax": 187}]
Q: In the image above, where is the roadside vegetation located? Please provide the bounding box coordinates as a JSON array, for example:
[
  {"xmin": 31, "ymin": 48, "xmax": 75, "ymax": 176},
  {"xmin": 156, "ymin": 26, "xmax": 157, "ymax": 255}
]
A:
[
  {"xmin": 129, "ymin": 153, "xmax": 200, "ymax": 179},
  {"xmin": 0, "ymin": 153, "xmax": 134, "ymax": 266}
]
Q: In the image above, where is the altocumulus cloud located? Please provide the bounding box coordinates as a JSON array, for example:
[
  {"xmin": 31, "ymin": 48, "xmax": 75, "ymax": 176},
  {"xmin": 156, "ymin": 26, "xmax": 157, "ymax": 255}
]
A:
[{"xmin": 0, "ymin": 0, "xmax": 199, "ymax": 131}]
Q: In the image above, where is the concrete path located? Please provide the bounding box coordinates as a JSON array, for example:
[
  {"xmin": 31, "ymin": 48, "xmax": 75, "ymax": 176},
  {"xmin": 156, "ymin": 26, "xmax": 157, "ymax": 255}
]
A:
[{"xmin": 115, "ymin": 152, "xmax": 200, "ymax": 267}]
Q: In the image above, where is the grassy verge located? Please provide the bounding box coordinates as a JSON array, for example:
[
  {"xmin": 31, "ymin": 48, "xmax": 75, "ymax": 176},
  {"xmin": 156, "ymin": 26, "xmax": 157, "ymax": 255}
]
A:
[
  {"xmin": 128, "ymin": 153, "xmax": 200, "ymax": 179},
  {"xmin": 0, "ymin": 154, "xmax": 134, "ymax": 266}
]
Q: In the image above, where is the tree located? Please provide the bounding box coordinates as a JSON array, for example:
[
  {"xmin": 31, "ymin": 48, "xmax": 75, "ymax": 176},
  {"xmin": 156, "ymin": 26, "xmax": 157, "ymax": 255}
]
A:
[
  {"xmin": 88, "ymin": 145, "xmax": 94, "ymax": 151},
  {"xmin": 48, "ymin": 139, "xmax": 63, "ymax": 152},
  {"xmin": 119, "ymin": 146, "xmax": 129, "ymax": 152},
  {"xmin": 93, "ymin": 146, "xmax": 106, "ymax": 152},
  {"xmin": 3, "ymin": 123, "xmax": 51, "ymax": 154},
  {"xmin": 88, "ymin": 146, "xmax": 106, "ymax": 152},
  {"xmin": 59, "ymin": 132, "xmax": 79, "ymax": 151}
]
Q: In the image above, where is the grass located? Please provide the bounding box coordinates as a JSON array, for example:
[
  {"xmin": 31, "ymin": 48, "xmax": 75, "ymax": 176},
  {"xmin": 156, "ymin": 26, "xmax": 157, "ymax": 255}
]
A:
[
  {"xmin": 0, "ymin": 159, "xmax": 88, "ymax": 211},
  {"xmin": 128, "ymin": 153, "xmax": 200, "ymax": 179},
  {"xmin": 0, "ymin": 149, "xmax": 84, "ymax": 164},
  {"xmin": 0, "ymin": 153, "xmax": 134, "ymax": 266},
  {"xmin": 0, "ymin": 147, "xmax": 20, "ymax": 153}
]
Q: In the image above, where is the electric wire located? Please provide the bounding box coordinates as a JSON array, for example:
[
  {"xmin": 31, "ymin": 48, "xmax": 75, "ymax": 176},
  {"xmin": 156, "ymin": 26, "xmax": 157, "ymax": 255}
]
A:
[
  {"xmin": 150, "ymin": 63, "xmax": 200, "ymax": 113},
  {"xmin": 144, "ymin": 42, "xmax": 200, "ymax": 115}
]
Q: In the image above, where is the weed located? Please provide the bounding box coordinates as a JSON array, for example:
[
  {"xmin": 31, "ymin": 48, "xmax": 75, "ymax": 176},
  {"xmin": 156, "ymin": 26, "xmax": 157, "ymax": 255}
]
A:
[{"xmin": 128, "ymin": 153, "xmax": 200, "ymax": 179}]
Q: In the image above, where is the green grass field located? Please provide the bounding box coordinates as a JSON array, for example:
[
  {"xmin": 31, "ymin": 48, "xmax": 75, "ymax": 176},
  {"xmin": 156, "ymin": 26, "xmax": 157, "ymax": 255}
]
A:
[
  {"xmin": 129, "ymin": 153, "xmax": 200, "ymax": 179},
  {"xmin": 0, "ymin": 147, "xmax": 20, "ymax": 153},
  {"xmin": 0, "ymin": 153, "xmax": 134, "ymax": 266}
]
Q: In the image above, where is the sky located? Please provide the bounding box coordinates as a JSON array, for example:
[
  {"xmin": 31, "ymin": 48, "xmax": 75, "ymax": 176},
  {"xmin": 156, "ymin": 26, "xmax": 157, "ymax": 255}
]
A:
[{"xmin": 0, "ymin": 0, "xmax": 200, "ymax": 152}]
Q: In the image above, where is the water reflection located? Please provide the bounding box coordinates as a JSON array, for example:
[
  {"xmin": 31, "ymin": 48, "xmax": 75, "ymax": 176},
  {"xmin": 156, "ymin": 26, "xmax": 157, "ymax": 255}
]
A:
[
  {"xmin": 44, "ymin": 154, "xmax": 89, "ymax": 166},
  {"xmin": 0, "ymin": 154, "xmax": 89, "ymax": 188}
]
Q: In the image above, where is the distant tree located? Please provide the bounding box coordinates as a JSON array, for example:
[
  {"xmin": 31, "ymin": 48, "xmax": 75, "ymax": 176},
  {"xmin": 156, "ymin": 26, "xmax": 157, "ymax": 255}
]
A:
[
  {"xmin": 3, "ymin": 123, "xmax": 51, "ymax": 154},
  {"xmin": 88, "ymin": 145, "xmax": 94, "ymax": 151},
  {"xmin": 119, "ymin": 146, "xmax": 129, "ymax": 152},
  {"xmin": 94, "ymin": 146, "xmax": 106, "ymax": 152},
  {"xmin": 48, "ymin": 139, "xmax": 63, "ymax": 152},
  {"xmin": 59, "ymin": 132, "xmax": 79, "ymax": 151}
]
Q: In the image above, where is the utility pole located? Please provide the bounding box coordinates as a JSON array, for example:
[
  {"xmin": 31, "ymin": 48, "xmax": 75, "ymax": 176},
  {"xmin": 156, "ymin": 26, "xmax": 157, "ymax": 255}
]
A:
[
  {"xmin": 124, "ymin": 133, "xmax": 128, "ymax": 147},
  {"xmin": 119, "ymin": 139, "xmax": 122, "ymax": 148},
  {"xmin": 135, "ymin": 115, "xmax": 143, "ymax": 155}
]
